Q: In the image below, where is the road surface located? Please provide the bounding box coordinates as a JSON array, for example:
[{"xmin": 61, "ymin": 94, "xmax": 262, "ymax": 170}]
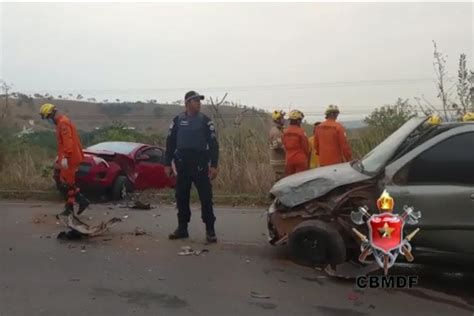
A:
[{"xmin": 1, "ymin": 200, "xmax": 473, "ymax": 316}]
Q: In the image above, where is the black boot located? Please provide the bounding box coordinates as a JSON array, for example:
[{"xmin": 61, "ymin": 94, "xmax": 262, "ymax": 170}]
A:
[
  {"xmin": 206, "ymin": 223, "xmax": 217, "ymax": 243},
  {"xmin": 169, "ymin": 224, "xmax": 189, "ymax": 240},
  {"xmin": 76, "ymin": 193, "xmax": 90, "ymax": 215},
  {"xmin": 57, "ymin": 203, "xmax": 74, "ymax": 218}
]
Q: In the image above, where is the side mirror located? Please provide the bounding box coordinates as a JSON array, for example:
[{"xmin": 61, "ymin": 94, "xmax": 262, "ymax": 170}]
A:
[{"xmin": 137, "ymin": 154, "xmax": 150, "ymax": 162}]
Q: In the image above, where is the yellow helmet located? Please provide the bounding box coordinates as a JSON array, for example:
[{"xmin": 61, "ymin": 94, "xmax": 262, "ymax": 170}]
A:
[
  {"xmin": 427, "ymin": 114, "xmax": 442, "ymax": 125},
  {"xmin": 288, "ymin": 110, "xmax": 304, "ymax": 120},
  {"xmin": 271, "ymin": 110, "xmax": 285, "ymax": 122},
  {"xmin": 325, "ymin": 104, "xmax": 340, "ymax": 116},
  {"xmin": 462, "ymin": 112, "xmax": 474, "ymax": 122},
  {"xmin": 39, "ymin": 103, "xmax": 56, "ymax": 119}
]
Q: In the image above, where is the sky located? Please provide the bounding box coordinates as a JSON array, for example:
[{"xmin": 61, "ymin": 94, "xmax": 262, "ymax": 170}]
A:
[{"xmin": 1, "ymin": 2, "xmax": 472, "ymax": 122}]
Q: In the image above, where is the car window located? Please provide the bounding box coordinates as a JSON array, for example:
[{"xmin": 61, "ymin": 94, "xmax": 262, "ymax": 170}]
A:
[
  {"xmin": 137, "ymin": 148, "xmax": 164, "ymax": 164},
  {"xmin": 394, "ymin": 132, "xmax": 474, "ymax": 186}
]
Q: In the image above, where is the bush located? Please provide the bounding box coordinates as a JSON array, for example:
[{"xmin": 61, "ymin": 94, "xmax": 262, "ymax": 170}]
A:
[
  {"xmin": 364, "ymin": 98, "xmax": 416, "ymax": 135},
  {"xmin": 99, "ymin": 103, "xmax": 133, "ymax": 117}
]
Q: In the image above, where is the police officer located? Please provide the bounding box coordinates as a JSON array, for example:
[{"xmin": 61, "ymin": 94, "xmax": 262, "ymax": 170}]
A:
[{"xmin": 165, "ymin": 91, "xmax": 219, "ymax": 243}]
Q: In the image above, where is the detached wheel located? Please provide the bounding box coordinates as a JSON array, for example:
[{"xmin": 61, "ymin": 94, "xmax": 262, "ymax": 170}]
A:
[
  {"xmin": 111, "ymin": 176, "xmax": 133, "ymax": 201},
  {"xmin": 289, "ymin": 220, "xmax": 346, "ymax": 266}
]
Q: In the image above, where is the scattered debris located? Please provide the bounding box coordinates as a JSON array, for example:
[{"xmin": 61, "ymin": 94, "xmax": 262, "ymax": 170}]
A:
[
  {"xmin": 58, "ymin": 214, "xmax": 122, "ymax": 237},
  {"xmin": 178, "ymin": 246, "xmax": 209, "ymax": 256},
  {"xmin": 278, "ymin": 279, "xmax": 287, "ymax": 283},
  {"xmin": 347, "ymin": 291, "xmax": 359, "ymax": 301},
  {"xmin": 245, "ymin": 259, "xmax": 251, "ymax": 264},
  {"xmin": 103, "ymin": 238, "xmax": 112, "ymax": 242},
  {"xmin": 195, "ymin": 249, "xmax": 209, "ymax": 256},
  {"xmin": 324, "ymin": 262, "xmax": 379, "ymax": 279},
  {"xmin": 158, "ymin": 277, "xmax": 166, "ymax": 281},
  {"xmin": 136, "ymin": 248, "xmax": 140, "ymax": 251},
  {"xmin": 57, "ymin": 230, "xmax": 84, "ymax": 240},
  {"xmin": 9, "ymin": 247, "xmax": 13, "ymax": 251},
  {"xmin": 33, "ymin": 218, "xmax": 41, "ymax": 224},
  {"xmin": 250, "ymin": 291, "xmax": 271, "ymax": 299},
  {"xmin": 369, "ymin": 304, "xmax": 376, "ymax": 309},
  {"xmin": 45, "ymin": 236, "xmax": 51, "ymax": 239},
  {"xmin": 123, "ymin": 215, "xmax": 129, "ymax": 219},
  {"xmin": 134, "ymin": 227, "xmax": 147, "ymax": 236},
  {"xmin": 131, "ymin": 200, "xmax": 152, "ymax": 210},
  {"xmin": 152, "ymin": 214, "xmax": 161, "ymax": 218}
]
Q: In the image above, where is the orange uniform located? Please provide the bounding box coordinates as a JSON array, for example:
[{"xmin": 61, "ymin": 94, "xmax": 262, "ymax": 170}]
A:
[
  {"xmin": 56, "ymin": 114, "xmax": 84, "ymax": 186},
  {"xmin": 282, "ymin": 125, "xmax": 309, "ymax": 175},
  {"xmin": 314, "ymin": 118, "xmax": 352, "ymax": 167}
]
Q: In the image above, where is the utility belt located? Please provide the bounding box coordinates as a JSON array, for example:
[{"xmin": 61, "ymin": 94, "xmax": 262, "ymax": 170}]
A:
[{"xmin": 175, "ymin": 149, "xmax": 210, "ymax": 166}]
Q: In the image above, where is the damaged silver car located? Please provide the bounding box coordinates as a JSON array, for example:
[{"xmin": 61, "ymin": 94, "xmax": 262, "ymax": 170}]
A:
[{"xmin": 267, "ymin": 117, "xmax": 474, "ymax": 266}]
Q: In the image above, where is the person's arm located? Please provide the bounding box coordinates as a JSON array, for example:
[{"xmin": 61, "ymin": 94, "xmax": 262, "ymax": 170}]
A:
[
  {"xmin": 165, "ymin": 117, "xmax": 178, "ymax": 167},
  {"xmin": 338, "ymin": 125, "xmax": 353, "ymax": 162},
  {"xmin": 204, "ymin": 118, "xmax": 219, "ymax": 168}
]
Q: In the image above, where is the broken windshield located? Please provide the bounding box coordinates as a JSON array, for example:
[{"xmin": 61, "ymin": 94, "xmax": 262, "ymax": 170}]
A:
[{"xmin": 361, "ymin": 117, "xmax": 427, "ymax": 174}]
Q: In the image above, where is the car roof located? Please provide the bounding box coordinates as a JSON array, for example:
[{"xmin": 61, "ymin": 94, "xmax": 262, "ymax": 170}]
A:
[{"xmin": 86, "ymin": 142, "xmax": 147, "ymax": 155}]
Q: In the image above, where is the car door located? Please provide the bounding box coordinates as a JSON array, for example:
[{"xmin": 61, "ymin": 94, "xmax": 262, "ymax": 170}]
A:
[
  {"xmin": 134, "ymin": 147, "xmax": 169, "ymax": 191},
  {"xmin": 384, "ymin": 128, "xmax": 474, "ymax": 254}
]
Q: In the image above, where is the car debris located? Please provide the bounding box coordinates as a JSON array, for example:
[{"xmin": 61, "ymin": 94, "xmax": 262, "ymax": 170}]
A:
[
  {"xmin": 178, "ymin": 246, "xmax": 210, "ymax": 256},
  {"xmin": 250, "ymin": 291, "xmax": 271, "ymax": 299},
  {"xmin": 134, "ymin": 227, "xmax": 147, "ymax": 236},
  {"xmin": 324, "ymin": 262, "xmax": 380, "ymax": 279},
  {"xmin": 57, "ymin": 214, "xmax": 122, "ymax": 240}
]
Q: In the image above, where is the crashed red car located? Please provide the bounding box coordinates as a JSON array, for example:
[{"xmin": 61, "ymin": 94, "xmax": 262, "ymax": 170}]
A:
[{"xmin": 53, "ymin": 141, "xmax": 175, "ymax": 200}]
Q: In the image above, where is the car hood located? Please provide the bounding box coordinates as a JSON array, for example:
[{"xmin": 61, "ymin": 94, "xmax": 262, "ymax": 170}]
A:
[{"xmin": 269, "ymin": 162, "xmax": 372, "ymax": 208}]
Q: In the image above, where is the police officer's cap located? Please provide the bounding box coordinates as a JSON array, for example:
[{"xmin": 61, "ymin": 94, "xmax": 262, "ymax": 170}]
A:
[{"xmin": 185, "ymin": 91, "xmax": 205, "ymax": 103}]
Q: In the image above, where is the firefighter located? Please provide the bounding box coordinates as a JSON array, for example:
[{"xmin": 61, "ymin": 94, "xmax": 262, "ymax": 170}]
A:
[
  {"xmin": 282, "ymin": 110, "xmax": 309, "ymax": 175},
  {"xmin": 314, "ymin": 105, "xmax": 352, "ymax": 167},
  {"xmin": 39, "ymin": 103, "xmax": 89, "ymax": 216},
  {"xmin": 269, "ymin": 110, "xmax": 286, "ymax": 181},
  {"xmin": 463, "ymin": 112, "xmax": 474, "ymax": 122},
  {"xmin": 165, "ymin": 91, "xmax": 219, "ymax": 243},
  {"xmin": 307, "ymin": 122, "xmax": 321, "ymax": 169},
  {"xmin": 427, "ymin": 114, "xmax": 442, "ymax": 125}
]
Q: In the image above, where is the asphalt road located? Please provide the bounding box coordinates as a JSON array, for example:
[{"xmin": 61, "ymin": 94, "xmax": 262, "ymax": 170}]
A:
[{"xmin": 1, "ymin": 200, "xmax": 473, "ymax": 316}]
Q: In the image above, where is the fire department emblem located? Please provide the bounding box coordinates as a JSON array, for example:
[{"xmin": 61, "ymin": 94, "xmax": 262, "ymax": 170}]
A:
[{"xmin": 350, "ymin": 190, "xmax": 421, "ymax": 275}]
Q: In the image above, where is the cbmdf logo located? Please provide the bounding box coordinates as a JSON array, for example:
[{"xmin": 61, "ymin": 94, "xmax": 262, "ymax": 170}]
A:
[{"xmin": 351, "ymin": 190, "xmax": 421, "ymax": 276}]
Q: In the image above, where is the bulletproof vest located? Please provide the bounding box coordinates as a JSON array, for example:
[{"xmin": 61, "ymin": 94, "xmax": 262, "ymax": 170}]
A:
[{"xmin": 176, "ymin": 112, "xmax": 208, "ymax": 151}]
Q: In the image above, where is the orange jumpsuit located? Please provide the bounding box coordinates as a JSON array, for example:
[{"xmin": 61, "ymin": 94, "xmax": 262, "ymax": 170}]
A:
[
  {"xmin": 314, "ymin": 119, "xmax": 352, "ymax": 167},
  {"xmin": 282, "ymin": 125, "xmax": 309, "ymax": 175},
  {"xmin": 56, "ymin": 115, "xmax": 84, "ymax": 204}
]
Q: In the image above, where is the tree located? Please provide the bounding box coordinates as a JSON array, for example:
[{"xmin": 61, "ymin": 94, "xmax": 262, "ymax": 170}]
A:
[
  {"xmin": 76, "ymin": 94, "xmax": 84, "ymax": 100},
  {"xmin": 456, "ymin": 54, "xmax": 474, "ymax": 113},
  {"xmin": 364, "ymin": 98, "xmax": 417, "ymax": 135}
]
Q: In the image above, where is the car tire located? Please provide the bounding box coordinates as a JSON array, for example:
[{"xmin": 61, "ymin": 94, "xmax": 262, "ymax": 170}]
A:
[
  {"xmin": 289, "ymin": 220, "xmax": 346, "ymax": 267},
  {"xmin": 111, "ymin": 176, "xmax": 133, "ymax": 201}
]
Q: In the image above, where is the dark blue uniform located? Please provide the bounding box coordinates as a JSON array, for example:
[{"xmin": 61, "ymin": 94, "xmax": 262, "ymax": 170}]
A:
[{"xmin": 165, "ymin": 112, "xmax": 219, "ymax": 228}]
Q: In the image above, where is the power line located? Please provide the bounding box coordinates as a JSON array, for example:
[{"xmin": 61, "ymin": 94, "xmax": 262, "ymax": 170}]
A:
[{"xmin": 25, "ymin": 77, "xmax": 443, "ymax": 94}]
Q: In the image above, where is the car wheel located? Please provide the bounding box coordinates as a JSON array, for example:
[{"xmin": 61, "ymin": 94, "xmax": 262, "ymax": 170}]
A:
[
  {"xmin": 111, "ymin": 176, "xmax": 133, "ymax": 201},
  {"xmin": 289, "ymin": 220, "xmax": 346, "ymax": 266}
]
